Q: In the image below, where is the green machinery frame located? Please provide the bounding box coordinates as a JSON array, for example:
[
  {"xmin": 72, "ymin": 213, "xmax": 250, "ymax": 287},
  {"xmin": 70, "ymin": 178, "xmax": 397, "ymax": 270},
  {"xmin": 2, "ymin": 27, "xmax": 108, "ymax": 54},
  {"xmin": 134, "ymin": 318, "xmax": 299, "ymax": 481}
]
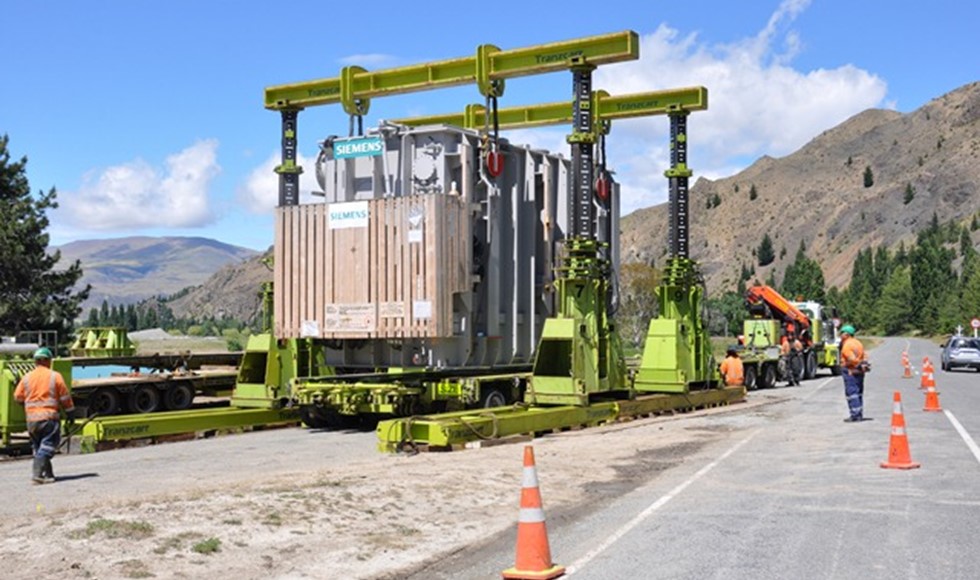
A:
[{"xmin": 263, "ymin": 31, "xmax": 638, "ymax": 206}]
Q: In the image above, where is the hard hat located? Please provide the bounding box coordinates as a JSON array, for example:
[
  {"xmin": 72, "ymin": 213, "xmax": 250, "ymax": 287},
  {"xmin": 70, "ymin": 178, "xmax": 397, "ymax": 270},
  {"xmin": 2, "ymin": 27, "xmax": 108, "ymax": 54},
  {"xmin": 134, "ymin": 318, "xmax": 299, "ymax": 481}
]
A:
[
  {"xmin": 840, "ymin": 324, "xmax": 856, "ymax": 335},
  {"xmin": 33, "ymin": 347, "xmax": 53, "ymax": 360}
]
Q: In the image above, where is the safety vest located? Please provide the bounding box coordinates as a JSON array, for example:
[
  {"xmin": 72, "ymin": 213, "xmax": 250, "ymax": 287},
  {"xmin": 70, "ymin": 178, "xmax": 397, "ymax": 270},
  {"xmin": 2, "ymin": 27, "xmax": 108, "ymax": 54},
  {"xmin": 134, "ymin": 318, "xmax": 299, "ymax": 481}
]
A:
[
  {"xmin": 720, "ymin": 356, "xmax": 744, "ymax": 386},
  {"xmin": 14, "ymin": 367, "xmax": 74, "ymax": 422},
  {"xmin": 841, "ymin": 337, "xmax": 866, "ymax": 370}
]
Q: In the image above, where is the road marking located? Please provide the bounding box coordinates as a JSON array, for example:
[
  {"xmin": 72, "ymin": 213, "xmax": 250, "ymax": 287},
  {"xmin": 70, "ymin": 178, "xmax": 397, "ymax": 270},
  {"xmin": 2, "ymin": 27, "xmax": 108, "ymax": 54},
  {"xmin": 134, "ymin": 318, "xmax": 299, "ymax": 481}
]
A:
[
  {"xmin": 566, "ymin": 430, "xmax": 760, "ymax": 575},
  {"xmin": 944, "ymin": 410, "xmax": 980, "ymax": 466},
  {"xmin": 802, "ymin": 376, "xmax": 836, "ymax": 400}
]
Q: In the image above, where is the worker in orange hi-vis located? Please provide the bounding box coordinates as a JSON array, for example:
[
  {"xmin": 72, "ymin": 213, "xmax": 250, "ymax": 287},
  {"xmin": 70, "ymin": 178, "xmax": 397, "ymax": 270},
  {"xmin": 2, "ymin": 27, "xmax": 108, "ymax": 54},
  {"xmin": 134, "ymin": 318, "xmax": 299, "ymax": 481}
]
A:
[
  {"xmin": 14, "ymin": 348, "xmax": 75, "ymax": 484},
  {"xmin": 719, "ymin": 347, "xmax": 744, "ymax": 386},
  {"xmin": 839, "ymin": 325, "xmax": 869, "ymax": 423}
]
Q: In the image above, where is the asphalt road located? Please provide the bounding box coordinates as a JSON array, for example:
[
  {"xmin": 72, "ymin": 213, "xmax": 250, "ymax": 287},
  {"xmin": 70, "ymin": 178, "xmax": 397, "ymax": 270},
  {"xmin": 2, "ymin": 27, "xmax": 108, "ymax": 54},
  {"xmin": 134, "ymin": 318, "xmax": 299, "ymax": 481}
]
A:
[{"xmin": 414, "ymin": 337, "xmax": 980, "ymax": 579}]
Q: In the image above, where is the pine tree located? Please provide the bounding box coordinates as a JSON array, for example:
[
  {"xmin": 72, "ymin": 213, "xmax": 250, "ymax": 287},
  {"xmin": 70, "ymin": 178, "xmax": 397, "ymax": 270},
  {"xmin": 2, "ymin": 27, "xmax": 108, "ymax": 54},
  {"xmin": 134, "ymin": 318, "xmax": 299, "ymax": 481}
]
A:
[
  {"xmin": 85, "ymin": 308, "xmax": 100, "ymax": 328},
  {"xmin": 878, "ymin": 266, "xmax": 913, "ymax": 335},
  {"xmin": 863, "ymin": 166, "xmax": 874, "ymax": 188},
  {"xmin": 749, "ymin": 184, "xmax": 758, "ymax": 201},
  {"xmin": 783, "ymin": 241, "xmax": 826, "ymax": 302},
  {"xmin": 903, "ymin": 183, "xmax": 915, "ymax": 204},
  {"xmin": 757, "ymin": 233, "xmax": 775, "ymax": 266},
  {"xmin": 0, "ymin": 135, "xmax": 89, "ymax": 339}
]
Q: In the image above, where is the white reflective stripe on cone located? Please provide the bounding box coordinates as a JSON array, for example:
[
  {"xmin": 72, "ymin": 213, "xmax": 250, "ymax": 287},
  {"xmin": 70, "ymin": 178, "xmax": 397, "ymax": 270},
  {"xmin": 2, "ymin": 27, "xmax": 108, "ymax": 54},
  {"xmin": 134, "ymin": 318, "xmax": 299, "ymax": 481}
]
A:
[
  {"xmin": 893, "ymin": 402, "xmax": 902, "ymax": 414},
  {"xmin": 522, "ymin": 466, "xmax": 539, "ymax": 488},
  {"xmin": 518, "ymin": 507, "xmax": 546, "ymax": 523},
  {"xmin": 892, "ymin": 426, "xmax": 906, "ymax": 436}
]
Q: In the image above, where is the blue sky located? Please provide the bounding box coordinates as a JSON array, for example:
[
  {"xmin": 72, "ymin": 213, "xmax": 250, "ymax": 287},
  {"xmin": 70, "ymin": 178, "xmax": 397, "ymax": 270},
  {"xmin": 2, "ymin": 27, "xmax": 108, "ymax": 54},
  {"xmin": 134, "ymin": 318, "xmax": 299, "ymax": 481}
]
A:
[{"xmin": 2, "ymin": 0, "xmax": 976, "ymax": 251}]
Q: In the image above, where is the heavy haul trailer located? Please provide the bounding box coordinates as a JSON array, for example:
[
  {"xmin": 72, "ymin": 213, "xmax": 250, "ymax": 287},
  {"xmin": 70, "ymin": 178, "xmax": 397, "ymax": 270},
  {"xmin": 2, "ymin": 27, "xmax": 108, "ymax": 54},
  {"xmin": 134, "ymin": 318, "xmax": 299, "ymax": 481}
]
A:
[
  {"xmin": 260, "ymin": 31, "xmax": 642, "ymax": 426},
  {"xmin": 258, "ymin": 30, "xmax": 743, "ymax": 445}
]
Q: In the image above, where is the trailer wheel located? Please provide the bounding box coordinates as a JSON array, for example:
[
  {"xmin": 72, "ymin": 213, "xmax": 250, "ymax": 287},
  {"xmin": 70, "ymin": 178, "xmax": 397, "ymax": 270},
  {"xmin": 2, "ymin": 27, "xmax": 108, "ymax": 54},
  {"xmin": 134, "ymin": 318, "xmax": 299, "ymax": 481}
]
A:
[
  {"xmin": 480, "ymin": 388, "xmax": 508, "ymax": 408},
  {"xmin": 744, "ymin": 366, "xmax": 757, "ymax": 391},
  {"xmin": 760, "ymin": 364, "xmax": 777, "ymax": 389},
  {"xmin": 299, "ymin": 405, "xmax": 331, "ymax": 429},
  {"xmin": 88, "ymin": 388, "xmax": 121, "ymax": 416},
  {"xmin": 164, "ymin": 384, "xmax": 195, "ymax": 411},
  {"xmin": 128, "ymin": 386, "xmax": 161, "ymax": 414},
  {"xmin": 804, "ymin": 351, "xmax": 818, "ymax": 380}
]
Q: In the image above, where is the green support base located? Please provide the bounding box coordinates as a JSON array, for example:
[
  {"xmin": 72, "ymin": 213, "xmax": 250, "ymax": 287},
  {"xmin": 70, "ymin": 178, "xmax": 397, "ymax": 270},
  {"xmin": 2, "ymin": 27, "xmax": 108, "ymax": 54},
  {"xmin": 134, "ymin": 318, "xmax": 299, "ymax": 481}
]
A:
[
  {"xmin": 75, "ymin": 407, "xmax": 301, "ymax": 453},
  {"xmin": 376, "ymin": 386, "xmax": 745, "ymax": 452}
]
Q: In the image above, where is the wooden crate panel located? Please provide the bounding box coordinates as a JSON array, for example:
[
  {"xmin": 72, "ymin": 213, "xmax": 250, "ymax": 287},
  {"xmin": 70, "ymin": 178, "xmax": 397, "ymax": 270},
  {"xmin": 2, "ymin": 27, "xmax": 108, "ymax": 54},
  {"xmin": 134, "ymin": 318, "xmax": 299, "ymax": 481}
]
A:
[{"xmin": 274, "ymin": 195, "xmax": 469, "ymax": 339}]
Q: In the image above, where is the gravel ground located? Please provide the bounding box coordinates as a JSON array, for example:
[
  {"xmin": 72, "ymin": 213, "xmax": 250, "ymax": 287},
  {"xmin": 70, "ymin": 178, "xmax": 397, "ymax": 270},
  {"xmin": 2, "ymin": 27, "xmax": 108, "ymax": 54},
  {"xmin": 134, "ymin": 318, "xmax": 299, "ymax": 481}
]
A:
[{"xmin": 0, "ymin": 394, "xmax": 776, "ymax": 579}]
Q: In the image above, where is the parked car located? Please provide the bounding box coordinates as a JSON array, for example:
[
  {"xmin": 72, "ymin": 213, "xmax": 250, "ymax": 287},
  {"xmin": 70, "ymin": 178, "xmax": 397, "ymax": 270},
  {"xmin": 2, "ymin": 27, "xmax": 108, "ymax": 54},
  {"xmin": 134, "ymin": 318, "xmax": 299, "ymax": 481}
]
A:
[{"xmin": 940, "ymin": 336, "xmax": 980, "ymax": 372}]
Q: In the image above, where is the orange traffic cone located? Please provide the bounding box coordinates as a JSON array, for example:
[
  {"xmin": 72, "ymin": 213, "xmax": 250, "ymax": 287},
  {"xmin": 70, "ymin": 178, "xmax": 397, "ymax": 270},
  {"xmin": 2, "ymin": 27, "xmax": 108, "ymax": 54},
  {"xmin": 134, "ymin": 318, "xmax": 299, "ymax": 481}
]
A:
[
  {"xmin": 923, "ymin": 384, "xmax": 943, "ymax": 412},
  {"xmin": 919, "ymin": 364, "xmax": 934, "ymax": 389},
  {"xmin": 881, "ymin": 391, "xmax": 921, "ymax": 470},
  {"xmin": 903, "ymin": 364, "xmax": 913, "ymax": 379},
  {"xmin": 502, "ymin": 446, "xmax": 565, "ymax": 580}
]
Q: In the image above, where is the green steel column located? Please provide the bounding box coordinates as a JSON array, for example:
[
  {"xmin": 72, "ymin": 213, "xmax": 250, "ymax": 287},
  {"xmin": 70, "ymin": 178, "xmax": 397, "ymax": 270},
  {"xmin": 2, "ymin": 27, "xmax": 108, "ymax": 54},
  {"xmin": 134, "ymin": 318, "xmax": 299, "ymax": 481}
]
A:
[{"xmin": 275, "ymin": 109, "xmax": 303, "ymax": 206}]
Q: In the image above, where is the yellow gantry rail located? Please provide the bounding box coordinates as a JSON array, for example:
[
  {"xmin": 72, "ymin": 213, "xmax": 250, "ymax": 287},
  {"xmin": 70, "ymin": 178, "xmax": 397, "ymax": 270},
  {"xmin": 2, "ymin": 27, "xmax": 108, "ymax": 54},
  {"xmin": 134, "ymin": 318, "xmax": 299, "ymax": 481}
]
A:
[
  {"xmin": 391, "ymin": 86, "xmax": 709, "ymax": 132},
  {"xmin": 264, "ymin": 31, "xmax": 639, "ymax": 113}
]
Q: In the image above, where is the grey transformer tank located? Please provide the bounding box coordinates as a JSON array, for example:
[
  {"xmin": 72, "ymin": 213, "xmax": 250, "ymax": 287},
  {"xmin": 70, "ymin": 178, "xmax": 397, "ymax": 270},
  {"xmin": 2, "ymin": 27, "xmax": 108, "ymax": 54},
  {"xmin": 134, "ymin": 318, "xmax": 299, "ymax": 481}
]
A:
[{"xmin": 273, "ymin": 123, "xmax": 619, "ymax": 369}]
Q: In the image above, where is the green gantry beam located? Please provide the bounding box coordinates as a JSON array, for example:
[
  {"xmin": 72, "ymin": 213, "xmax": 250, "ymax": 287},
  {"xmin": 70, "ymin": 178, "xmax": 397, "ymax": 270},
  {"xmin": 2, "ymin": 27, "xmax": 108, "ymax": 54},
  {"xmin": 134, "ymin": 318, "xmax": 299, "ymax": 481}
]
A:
[
  {"xmin": 264, "ymin": 31, "xmax": 639, "ymax": 111},
  {"xmin": 391, "ymin": 86, "xmax": 709, "ymax": 132}
]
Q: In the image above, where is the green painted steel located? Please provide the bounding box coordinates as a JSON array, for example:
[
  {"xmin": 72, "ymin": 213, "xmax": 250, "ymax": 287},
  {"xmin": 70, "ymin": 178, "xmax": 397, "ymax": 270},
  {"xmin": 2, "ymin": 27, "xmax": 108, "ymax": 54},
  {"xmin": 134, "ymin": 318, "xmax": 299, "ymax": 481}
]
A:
[
  {"xmin": 393, "ymin": 87, "xmax": 708, "ymax": 132},
  {"xmin": 264, "ymin": 31, "xmax": 639, "ymax": 111},
  {"xmin": 528, "ymin": 239, "xmax": 628, "ymax": 406},
  {"xmin": 231, "ymin": 333, "xmax": 328, "ymax": 409},
  {"xmin": 376, "ymin": 386, "xmax": 745, "ymax": 451},
  {"xmin": 634, "ymin": 257, "xmax": 718, "ymax": 393},
  {"xmin": 69, "ymin": 327, "xmax": 136, "ymax": 357},
  {"xmin": 293, "ymin": 372, "xmax": 528, "ymax": 418},
  {"xmin": 76, "ymin": 406, "xmax": 301, "ymax": 451},
  {"xmin": 1, "ymin": 359, "xmax": 72, "ymax": 451}
]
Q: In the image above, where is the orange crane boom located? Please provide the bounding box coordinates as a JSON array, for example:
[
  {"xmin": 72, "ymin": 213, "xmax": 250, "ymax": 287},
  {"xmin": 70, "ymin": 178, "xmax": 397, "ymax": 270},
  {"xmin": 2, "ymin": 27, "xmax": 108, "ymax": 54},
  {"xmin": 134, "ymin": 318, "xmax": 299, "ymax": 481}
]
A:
[{"xmin": 745, "ymin": 285, "xmax": 811, "ymax": 333}]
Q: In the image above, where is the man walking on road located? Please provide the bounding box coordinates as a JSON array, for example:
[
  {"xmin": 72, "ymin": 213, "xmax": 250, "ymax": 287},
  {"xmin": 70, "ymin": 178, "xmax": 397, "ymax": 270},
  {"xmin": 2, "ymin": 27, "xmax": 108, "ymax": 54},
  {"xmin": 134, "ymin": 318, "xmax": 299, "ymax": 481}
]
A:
[
  {"xmin": 839, "ymin": 325, "xmax": 868, "ymax": 422},
  {"xmin": 14, "ymin": 348, "xmax": 75, "ymax": 484}
]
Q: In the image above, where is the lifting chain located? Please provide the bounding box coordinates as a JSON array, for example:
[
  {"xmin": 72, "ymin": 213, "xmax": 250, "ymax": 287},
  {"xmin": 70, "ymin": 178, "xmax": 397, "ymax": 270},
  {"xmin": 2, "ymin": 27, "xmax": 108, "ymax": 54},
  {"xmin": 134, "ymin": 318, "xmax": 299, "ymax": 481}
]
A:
[
  {"xmin": 348, "ymin": 98, "xmax": 367, "ymax": 137},
  {"xmin": 482, "ymin": 80, "xmax": 504, "ymax": 178},
  {"xmin": 595, "ymin": 123, "xmax": 611, "ymax": 207}
]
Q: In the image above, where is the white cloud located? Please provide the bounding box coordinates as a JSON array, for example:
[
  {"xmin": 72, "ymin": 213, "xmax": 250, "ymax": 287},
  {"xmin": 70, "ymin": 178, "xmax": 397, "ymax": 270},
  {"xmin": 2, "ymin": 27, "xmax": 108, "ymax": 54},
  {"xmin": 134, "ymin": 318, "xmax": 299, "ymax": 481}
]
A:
[
  {"xmin": 60, "ymin": 140, "xmax": 220, "ymax": 230},
  {"xmin": 338, "ymin": 53, "xmax": 401, "ymax": 68},
  {"xmin": 238, "ymin": 151, "xmax": 317, "ymax": 214},
  {"xmin": 587, "ymin": 0, "xmax": 887, "ymax": 214}
]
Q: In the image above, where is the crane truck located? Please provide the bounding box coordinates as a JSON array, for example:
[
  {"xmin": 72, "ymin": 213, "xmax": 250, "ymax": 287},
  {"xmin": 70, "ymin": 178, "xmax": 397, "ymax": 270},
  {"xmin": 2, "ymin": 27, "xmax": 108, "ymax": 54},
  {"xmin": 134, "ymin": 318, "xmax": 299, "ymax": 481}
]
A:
[{"xmin": 739, "ymin": 284, "xmax": 840, "ymax": 389}]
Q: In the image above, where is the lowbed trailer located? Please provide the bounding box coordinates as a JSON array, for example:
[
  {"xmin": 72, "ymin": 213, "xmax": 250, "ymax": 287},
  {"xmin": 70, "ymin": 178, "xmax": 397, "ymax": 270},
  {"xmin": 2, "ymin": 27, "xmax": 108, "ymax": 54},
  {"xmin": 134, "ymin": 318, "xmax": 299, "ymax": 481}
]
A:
[{"xmin": 71, "ymin": 367, "xmax": 238, "ymax": 416}]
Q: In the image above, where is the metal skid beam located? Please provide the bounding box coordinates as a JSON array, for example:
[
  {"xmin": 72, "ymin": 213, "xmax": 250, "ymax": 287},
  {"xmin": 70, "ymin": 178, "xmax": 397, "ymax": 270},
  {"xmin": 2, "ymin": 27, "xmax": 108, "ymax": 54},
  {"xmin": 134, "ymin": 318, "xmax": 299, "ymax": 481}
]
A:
[
  {"xmin": 76, "ymin": 407, "xmax": 301, "ymax": 452},
  {"xmin": 376, "ymin": 386, "xmax": 745, "ymax": 452}
]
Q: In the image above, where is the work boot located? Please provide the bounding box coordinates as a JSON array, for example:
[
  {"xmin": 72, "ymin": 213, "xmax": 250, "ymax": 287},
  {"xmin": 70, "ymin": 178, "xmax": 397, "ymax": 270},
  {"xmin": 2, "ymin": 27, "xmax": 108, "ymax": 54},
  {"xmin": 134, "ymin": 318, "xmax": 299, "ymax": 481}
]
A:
[
  {"xmin": 31, "ymin": 456, "xmax": 47, "ymax": 485},
  {"xmin": 42, "ymin": 458, "xmax": 56, "ymax": 483}
]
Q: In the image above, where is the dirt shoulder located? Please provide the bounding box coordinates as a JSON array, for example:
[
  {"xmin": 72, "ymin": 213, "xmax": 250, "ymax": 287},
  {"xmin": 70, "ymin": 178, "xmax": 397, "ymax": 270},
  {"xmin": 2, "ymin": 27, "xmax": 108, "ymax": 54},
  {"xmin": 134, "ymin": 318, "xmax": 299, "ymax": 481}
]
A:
[{"xmin": 0, "ymin": 395, "xmax": 778, "ymax": 579}]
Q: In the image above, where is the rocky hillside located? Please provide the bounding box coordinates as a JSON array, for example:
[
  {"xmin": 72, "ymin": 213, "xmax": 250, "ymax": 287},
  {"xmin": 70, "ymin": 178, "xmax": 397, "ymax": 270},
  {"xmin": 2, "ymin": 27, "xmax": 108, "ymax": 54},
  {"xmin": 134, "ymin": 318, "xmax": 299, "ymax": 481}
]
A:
[
  {"xmin": 621, "ymin": 81, "xmax": 980, "ymax": 292},
  {"xmin": 162, "ymin": 249, "xmax": 273, "ymax": 324},
  {"xmin": 57, "ymin": 236, "xmax": 260, "ymax": 310}
]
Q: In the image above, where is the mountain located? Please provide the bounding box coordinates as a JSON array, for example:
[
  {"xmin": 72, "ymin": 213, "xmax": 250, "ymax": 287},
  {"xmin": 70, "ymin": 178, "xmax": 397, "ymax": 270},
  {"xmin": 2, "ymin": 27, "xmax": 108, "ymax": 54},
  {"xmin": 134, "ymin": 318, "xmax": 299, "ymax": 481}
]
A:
[
  {"xmin": 56, "ymin": 236, "xmax": 260, "ymax": 310},
  {"xmin": 161, "ymin": 249, "xmax": 273, "ymax": 324},
  {"xmin": 621, "ymin": 81, "xmax": 980, "ymax": 292}
]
